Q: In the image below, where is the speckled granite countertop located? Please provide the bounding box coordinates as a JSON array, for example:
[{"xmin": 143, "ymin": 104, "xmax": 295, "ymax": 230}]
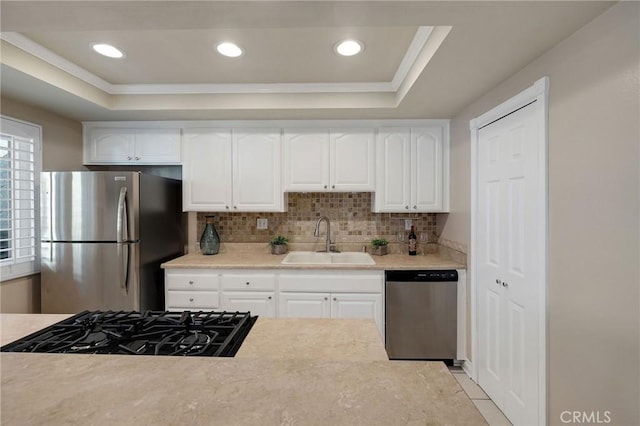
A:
[
  {"xmin": 161, "ymin": 251, "xmax": 464, "ymax": 270},
  {"xmin": 0, "ymin": 315, "xmax": 485, "ymax": 425}
]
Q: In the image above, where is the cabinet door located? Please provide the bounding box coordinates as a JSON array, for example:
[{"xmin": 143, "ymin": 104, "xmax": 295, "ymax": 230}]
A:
[
  {"xmin": 374, "ymin": 128, "xmax": 411, "ymax": 212},
  {"xmin": 412, "ymin": 127, "xmax": 445, "ymax": 211},
  {"xmin": 86, "ymin": 128, "xmax": 134, "ymax": 163},
  {"xmin": 220, "ymin": 292, "xmax": 276, "ymax": 317},
  {"xmin": 134, "ymin": 128, "xmax": 181, "ymax": 164},
  {"xmin": 233, "ymin": 129, "xmax": 284, "ymax": 211},
  {"xmin": 331, "ymin": 293, "xmax": 383, "ymax": 338},
  {"xmin": 283, "ymin": 129, "xmax": 330, "ymax": 191},
  {"xmin": 278, "ymin": 292, "xmax": 330, "ymax": 318},
  {"xmin": 330, "ymin": 129, "xmax": 376, "ymax": 191},
  {"xmin": 182, "ymin": 128, "xmax": 233, "ymax": 211}
]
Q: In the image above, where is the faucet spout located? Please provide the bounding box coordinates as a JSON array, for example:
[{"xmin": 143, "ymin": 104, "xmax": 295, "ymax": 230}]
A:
[{"xmin": 314, "ymin": 216, "xmax": 332, "ymax": 253}]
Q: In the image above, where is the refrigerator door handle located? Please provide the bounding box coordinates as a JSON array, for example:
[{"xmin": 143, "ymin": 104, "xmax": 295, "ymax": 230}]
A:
[
  {"xmin": 117, "ymin": 243, "xmax": 130, "ymax": 294},
  {"xmin": 116, "ymin": 187, "xmax": 128, "ymax": 243},
  {"xmin": 116, "ymin": 187, "xmax": 129, "ymax": 293}
]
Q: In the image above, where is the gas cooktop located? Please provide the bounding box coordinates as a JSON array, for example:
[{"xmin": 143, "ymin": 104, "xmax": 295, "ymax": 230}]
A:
[{"xmin": 0, "ymin": 310, "xmax": 257, "ymax": 357}]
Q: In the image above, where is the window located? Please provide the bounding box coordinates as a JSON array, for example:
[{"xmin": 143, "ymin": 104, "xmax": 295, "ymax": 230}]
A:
[{"xmin": 0, "ymin": 116, "xmax": 42, "ymax": 281}]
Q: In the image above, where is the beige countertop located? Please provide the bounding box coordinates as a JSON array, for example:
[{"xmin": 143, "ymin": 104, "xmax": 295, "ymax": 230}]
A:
[
  {"xmin": 161, "ymin": 251, "xmax": 464, "ymax": 270},
  {"xmin": 0, "ymin": 314, "xmax": 485, "ymax": 425}
]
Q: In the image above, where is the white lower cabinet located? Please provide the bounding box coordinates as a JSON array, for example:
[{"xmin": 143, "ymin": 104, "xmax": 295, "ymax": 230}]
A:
[
  {"xmin": 164, "ymin": 269, "xmax": 220, "ymax": 311},
  {"xmin": 219, "ymin": 270, "xmax": 277, "ymax": 318},
  {"xmin": 164, "ymin": 268, "xmax": 384, "ymax": 337},
  {"xmin": 278, "ymin": 270, "xmax": 384, "ymax": 339}
]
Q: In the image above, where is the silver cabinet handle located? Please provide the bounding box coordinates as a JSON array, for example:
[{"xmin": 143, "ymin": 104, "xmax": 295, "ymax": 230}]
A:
[{"xmin": 496, "ymin": 279, "xmax": 502, "ymax": 285}]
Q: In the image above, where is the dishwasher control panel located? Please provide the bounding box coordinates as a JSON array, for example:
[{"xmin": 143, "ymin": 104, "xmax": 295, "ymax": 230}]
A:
[{"xmin": 385, "ymin": 270, "xmax": 458, "ymax": 282}]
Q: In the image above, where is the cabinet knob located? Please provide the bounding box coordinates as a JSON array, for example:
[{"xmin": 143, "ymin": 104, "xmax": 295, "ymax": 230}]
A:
[
  {"xmin": 189, "ymin": 280, "xmax": 194, "ymax": 285},
  {"xmin": 233, "ymin": 206, "xmax": 237, "ymax": 209},
  {"xmin": 324, "ymin": 297, "xmax": 328, "ymax": 301},
  {"xmin": 245, "ymin": 282, "xmax": 250, "ymax": 286},
  {"xmin": 413, "ymin": 205, "xmax": 417, "ymax": 209},
  {"xmin": 189, "ymin": 298, "xmax": 194, "ymax": 302},
  {"xmin": 495, "ymin": 279, "xmax": 502, "ymax": 285},
  {"xmin": 332, "ymin": 185, "xmax": 335, "ymax": 189},
  {"xmin": 502, "ymin": 282, "xmax": 509, "ymax": 288},
  {"xmin": 225, "ymin": 206, "xmax": 229, "ymax": 210},
  {"xmin": 127, "ymin": 156, "xmax": 132, "ymax": 160},
  {"xmin": 324, "ymin": 185, "xmax": 328, "ymax": 189},
  {"xmin": 333, "ymin": 297, "xmax": 337, "ymax": 301},
  {"xmin": 135, "ymin": 157, "xmax": 140, "ymax": 161},
  {"xmin": 268, "ymin": 296, "xmax": 272, "ymax": 300},
  {"xmin": 405, "ymin": 206, "xmax": 409, "ymax": 210}
]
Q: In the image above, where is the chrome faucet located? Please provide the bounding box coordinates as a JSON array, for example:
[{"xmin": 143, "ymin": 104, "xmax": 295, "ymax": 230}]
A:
[{"xmin": 313, "ymin": 216, "xmax": 332, "ymax": 253}]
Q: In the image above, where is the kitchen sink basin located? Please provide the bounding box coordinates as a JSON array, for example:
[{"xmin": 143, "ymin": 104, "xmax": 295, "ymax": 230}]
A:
[{"xmin": 281, "ymin": 251, "xmax": 375, "ymax": 265}]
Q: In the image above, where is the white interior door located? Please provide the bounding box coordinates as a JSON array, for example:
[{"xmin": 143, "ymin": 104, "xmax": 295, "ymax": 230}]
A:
[{"xmin": 477, "ymin": 102, "xmax": 540, "ymax": 425}]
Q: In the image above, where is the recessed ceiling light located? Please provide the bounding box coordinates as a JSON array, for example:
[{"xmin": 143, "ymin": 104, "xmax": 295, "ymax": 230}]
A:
[
  {"xmin": 335, "ymin": 40, "xmax": 364, "ymax": 57},
  {"xmin": 216, "ymin": 42, "xmax": 243, "ymax": 58},
  {"xmin": 91, "ymin": 43, "xmax": 125, "ymax": 59}
]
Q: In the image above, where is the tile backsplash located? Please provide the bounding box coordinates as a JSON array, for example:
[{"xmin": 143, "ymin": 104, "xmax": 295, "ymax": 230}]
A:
[{"xmin": 196, "ymin": 193, "xmax": 437, "ymax": 246}]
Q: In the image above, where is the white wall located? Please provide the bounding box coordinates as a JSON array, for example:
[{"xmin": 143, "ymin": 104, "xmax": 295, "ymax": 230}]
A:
[{"xmin": 439, "ymin": 3, "xmax": 639, "ymax": 424}]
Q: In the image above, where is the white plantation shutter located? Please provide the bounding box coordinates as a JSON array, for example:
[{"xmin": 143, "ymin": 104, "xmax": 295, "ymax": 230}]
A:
[{"xmin": 0, "ymin": 116, "xmax": 42, "ymax": 281}]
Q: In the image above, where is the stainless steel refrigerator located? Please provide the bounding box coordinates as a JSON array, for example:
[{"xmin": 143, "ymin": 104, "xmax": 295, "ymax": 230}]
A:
[{"xmin": 40, "ymin": 171, "xmax": 183, "ymax": 313}]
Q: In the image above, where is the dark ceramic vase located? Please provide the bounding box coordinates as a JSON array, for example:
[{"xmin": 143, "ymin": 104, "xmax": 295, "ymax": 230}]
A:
[{"xmin": 199, "ymin": 215, "xmax": 220, "ymax": 255}]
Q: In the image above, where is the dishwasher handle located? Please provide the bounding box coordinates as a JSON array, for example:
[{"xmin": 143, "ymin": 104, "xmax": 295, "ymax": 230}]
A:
[{"xmin": 386, "ymin": 270, "xmax": 458, "ymax": 282}]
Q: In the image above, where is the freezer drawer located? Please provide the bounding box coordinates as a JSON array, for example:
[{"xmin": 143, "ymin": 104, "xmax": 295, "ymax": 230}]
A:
[{"xmin": 41, "ymin": 242, "xmax": 139, "ymax": 313}]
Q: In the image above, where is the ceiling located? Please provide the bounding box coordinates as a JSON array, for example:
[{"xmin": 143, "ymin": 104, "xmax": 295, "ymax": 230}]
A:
[{"xmin": 0, "ymin": 1, "xmax": 615, "ymax": 121}]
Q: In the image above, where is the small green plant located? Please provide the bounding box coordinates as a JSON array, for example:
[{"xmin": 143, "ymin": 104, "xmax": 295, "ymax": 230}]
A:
[
  {"xmin": 270, "ymin": 235, "xmax": 288, "ymax": 246},
  {"xmin": 371, "ymin": 238, "xmax": 388, "ymax": 248}
]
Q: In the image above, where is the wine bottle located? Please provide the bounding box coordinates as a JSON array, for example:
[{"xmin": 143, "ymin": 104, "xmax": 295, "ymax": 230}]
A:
[{"xmin": 408, "ymin": 225, "xmax": 417, "ymax": 256}]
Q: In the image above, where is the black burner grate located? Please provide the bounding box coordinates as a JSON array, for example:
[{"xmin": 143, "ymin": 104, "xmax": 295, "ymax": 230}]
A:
[{"xmin": 1, "ymin": 310, "xmax": 258, "ymax": 357}]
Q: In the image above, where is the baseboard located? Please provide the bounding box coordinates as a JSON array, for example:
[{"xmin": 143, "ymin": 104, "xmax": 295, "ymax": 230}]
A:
[{"xmin": 462, "ymin": 359, "xmax": 475, "ymax": 380}]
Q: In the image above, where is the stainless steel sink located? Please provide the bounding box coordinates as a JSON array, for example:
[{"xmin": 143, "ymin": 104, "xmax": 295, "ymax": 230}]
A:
[{"xmin": 281, "ymin": 251, "xmax": 375, "ymax": 265}]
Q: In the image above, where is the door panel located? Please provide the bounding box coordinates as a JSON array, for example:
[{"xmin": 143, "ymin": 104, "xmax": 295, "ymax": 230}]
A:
[
  {"xmin": 283, "ymin": 130, "xmax": 330, "ymax": 191},
  {"xmin": 278, "ymin": 293, "xmax": 330, "ymax": 318},
  {"xmin": 41, "ymin": 242, "xmax": 138, "ymax": 314},
  {"xmin": 477, "ymin": 102, "xmax": 540, "ymax": 425}
]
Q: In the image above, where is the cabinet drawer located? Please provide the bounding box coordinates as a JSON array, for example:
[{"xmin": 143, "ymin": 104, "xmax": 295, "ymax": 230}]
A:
[
  {"xmin": 166, "ymin": 273, "xmax": 219, "ymax": 291},
  {"xmin": 166, "ymin": 291, "xmax": 219, "ymax": 309},
  {"xmin": 279, "ymin": 271, "xmax": 383, "ymax": 293},
  {"xmin": 221, "ymin": 273, "xmax": 276, "ymax": 291}
]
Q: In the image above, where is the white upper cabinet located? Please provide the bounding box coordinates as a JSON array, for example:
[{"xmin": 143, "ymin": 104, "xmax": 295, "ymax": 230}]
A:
[
  {"xmin": 182, "ymin": 128, "xmax": 233, "ymax": 211},
  {"xmin": 233, "ymin": 129, "xmax": 283, "ymax": 211},
  {"xmin": 83, "ymin": 125, "xmax": 181, "ymax": 165},
  {"xmin": 374, "ymin": 125, "xmax": 449, "ymax": 212},
  {"xmin": 182, "ymin": 128, "xmax": 285, "ymax": 212},
  {"xmin": 283, "ymin": 128, "xmax": 375, "ymax": 192}
]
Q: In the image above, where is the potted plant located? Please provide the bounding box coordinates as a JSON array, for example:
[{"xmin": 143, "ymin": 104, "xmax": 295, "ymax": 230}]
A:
[
  {"xmin": 371, "ymin": 238, "xmax": 389, "ymax": 256},
  {"xmin": 270, "ymin": 235, "xmax": 289, "ymax": 255}
]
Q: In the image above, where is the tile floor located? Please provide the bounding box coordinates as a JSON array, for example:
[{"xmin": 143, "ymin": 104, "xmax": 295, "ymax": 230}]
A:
[{"xmin": 448, "ymin": 366, "xmax": 512, "ymax": 425}]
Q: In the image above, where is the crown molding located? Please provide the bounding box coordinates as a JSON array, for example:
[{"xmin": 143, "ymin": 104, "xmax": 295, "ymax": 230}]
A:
[{"xmin": 1, "ymin": 26, "xmax": 441, "ymax": 97}]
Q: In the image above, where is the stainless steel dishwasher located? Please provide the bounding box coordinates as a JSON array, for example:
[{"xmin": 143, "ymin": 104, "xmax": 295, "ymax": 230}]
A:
[{"xmin": 385, "ymin": 270, "xmax": 458, "ymax": 361}]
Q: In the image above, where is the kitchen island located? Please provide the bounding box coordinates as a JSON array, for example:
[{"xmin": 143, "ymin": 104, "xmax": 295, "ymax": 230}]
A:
[{"xmin": 1, "ymin": 315, "xmax": 485, "ymax": 425}]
